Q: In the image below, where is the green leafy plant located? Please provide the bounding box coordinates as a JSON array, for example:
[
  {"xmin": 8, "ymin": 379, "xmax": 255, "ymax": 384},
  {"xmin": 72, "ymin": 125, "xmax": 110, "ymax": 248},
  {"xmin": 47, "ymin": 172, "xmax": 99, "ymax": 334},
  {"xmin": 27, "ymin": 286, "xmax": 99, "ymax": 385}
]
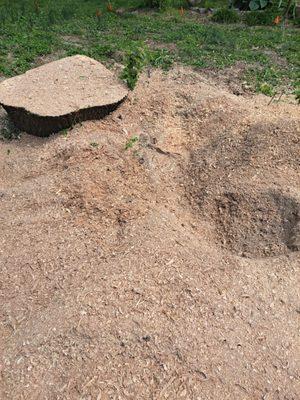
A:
[
  {"xmin": 33, "ymin": 0, "xmax": 40, "ymax": 15},
  {"xmin": 259, "ymin": 82, "xmax": 274, "ymax": 95},
  {"xmin": 211, "ymin": 8, "xmax": 240, "ymax": 23},
  {"xmin": 278, "ymin": 0, "xmax": 298, "ymax": 19},
  {"xmin": 236, "ymin": 0, "xmax": 296, "ymax": 14},
  {"xmin": 243, "ymin": 9, "xmax": 277, "ymax": 25},
  {"xmin": 60, "ymin": 128, "xmax": 69, "ymax": 137},
  {"xmin": 144, "ymin": 0, "xmax": 172, "ymax": 9},
  {"xmin": 47, "ymin": 8, "xmax": 57, "ymax": 25},
  {"xmin": 121, "ymin": 47, "xmax": 146, "ymax": 90},
  {"xmin": 149, "ymin": 49, "xmax": 174, "ymax": 70},
  {"xmin": 125, "ymin": 135, "xmax": 139, "ymax": 150},
  {"xmin": 233, "ymin": 0, "xmax": 271, "ymax": 10},
  {"xmin": 249, "ymin": 0, "xmax": 268, "ymax": 11},
  {"xmin": 244, "ymin": 66, "xmax": 281, "ymax": 96},
  {"xmin": 61, "ymin": 4, "xmax": 75, "ymax": 20}
]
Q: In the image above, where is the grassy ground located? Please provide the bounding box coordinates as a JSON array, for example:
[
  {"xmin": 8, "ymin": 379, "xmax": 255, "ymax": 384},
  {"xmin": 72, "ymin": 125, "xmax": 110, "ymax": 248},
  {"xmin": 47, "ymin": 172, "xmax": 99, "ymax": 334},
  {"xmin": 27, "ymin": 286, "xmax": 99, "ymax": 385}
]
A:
[{"xmin": 0, "ymin": 0, "xmax": 299, "ymax": 96}]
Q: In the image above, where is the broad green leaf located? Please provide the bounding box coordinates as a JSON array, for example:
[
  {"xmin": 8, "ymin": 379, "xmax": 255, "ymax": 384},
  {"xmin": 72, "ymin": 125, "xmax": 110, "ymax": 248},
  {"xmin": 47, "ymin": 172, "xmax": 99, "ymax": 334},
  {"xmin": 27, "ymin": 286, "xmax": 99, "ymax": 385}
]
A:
[
  {"xmin": 249, "ymin": 0, "xmax": 260, "ymax": 10},
  {"xmin": 260, "ymin": 0, "xmax": 268, "ymax": 9}
]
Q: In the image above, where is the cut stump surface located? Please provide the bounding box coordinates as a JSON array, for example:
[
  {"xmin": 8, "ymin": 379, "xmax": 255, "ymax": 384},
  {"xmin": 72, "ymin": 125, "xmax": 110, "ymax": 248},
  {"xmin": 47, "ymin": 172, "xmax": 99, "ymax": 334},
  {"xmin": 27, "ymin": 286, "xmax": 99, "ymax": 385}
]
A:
[{"xmin": 0, "ymin": 55, "xmax": 128, "ymax": 136}]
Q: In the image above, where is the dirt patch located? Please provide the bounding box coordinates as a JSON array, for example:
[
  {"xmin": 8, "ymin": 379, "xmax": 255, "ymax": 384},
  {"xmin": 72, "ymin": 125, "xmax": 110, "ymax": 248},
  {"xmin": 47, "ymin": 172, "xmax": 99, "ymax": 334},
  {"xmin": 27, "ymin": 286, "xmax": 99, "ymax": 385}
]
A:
[
  {"xmin": 213, "ymin": 190, "xmax": 300, "ymax": 258},
  {"xmin": 187, "ymin": 100, "xmax": 300, "ymax": 258},
  {"xmin": 1, "ymin": 66, "xmax": 300, "ymax": 400},
  {"xmin": 61, "ymin": 35, "xmax": 86, "ymax": 47},
  {"xmin": 202, "ymin": 60, "xmax": 295, "ymax": 98},
  {"xmin": 262, "ymin": 49, "xmax": 288, "ymax": 68},
  {"xmin": 34, "ymin": 50, "xmax": 65, "ymax": 67},
  {"xmin": 202, "ymin": 61, "xmax": 254, "ymax": 95},
  {"xmin": 145, "ymin": 40, "xmax": 177, "ymax": 53}
]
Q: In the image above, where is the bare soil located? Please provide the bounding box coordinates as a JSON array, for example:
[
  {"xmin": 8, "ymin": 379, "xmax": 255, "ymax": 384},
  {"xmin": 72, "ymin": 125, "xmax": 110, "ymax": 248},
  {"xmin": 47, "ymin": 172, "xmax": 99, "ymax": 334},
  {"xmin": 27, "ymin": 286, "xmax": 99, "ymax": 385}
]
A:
[{"xmin": 0, "ymin": 66, "xmax": 299, "ymax": 400}]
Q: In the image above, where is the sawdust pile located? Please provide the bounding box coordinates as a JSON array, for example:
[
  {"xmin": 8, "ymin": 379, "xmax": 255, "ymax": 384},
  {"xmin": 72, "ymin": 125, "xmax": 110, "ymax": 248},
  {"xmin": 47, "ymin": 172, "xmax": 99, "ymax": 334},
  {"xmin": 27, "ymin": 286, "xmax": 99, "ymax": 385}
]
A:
[{"xmin": 0, "ymin": 67, "xmax": 299, "ymax": 400}]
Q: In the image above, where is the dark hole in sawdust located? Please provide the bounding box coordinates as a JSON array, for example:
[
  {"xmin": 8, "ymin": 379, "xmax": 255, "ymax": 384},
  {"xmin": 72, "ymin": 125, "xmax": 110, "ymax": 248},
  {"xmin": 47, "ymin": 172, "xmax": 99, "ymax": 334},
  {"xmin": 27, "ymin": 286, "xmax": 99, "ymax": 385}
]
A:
[
  {"xmin": 214, "ymin": 191, "xmax": 300, "ymax": 258},
  {"xmin": 0, "ymin": 109, "xmax": 20, "ymax": 140}
]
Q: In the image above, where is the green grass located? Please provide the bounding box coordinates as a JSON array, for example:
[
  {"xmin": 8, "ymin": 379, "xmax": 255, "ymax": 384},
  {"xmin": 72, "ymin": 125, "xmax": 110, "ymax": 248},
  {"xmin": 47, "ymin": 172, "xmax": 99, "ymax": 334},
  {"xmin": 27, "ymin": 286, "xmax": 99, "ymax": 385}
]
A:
[
  {"xmin": 211, "ymin": 8, "xmax": 240, "ymax": 23},
  {"xmin": 125, "ymin": 135, "xmax": 139, "ymax": 150},
  {"xmin": 0, "ymin": 0, "xmax": 299, "ymax": 96}
]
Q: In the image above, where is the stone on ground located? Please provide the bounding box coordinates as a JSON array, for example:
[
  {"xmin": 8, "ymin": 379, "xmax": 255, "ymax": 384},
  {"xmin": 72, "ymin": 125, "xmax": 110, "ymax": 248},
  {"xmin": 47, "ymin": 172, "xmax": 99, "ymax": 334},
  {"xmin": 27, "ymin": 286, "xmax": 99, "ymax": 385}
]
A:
[{"xmin": 0, "ymin": 55, "xmax": 128, "ymax": 136}]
